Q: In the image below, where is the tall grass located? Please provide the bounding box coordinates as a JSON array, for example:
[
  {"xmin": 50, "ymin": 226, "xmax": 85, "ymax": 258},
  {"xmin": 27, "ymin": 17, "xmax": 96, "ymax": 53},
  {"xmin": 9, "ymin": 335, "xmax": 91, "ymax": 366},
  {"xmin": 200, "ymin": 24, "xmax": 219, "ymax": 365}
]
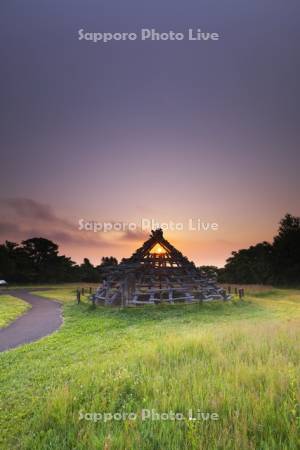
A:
[{"xmin": 0, "ymin": 288, "xmax": 299, "ymax": 449}]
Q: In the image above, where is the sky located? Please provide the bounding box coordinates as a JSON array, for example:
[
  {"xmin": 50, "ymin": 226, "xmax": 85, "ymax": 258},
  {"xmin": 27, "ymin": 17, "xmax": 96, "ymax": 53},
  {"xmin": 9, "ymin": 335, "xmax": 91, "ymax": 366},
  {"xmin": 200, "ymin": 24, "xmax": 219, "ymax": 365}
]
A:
[{"xmin": 1, "ymin": 0, "xmax": 300, "ymax": 267}]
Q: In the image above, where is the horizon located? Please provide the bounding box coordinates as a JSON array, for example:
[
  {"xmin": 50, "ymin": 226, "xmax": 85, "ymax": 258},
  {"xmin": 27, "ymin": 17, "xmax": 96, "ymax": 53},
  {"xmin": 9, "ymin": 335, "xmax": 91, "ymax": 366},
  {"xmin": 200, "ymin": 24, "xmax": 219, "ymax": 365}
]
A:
[{"xmin": 0, "ymin": 207, "xmax": 293, "ymax": 268}]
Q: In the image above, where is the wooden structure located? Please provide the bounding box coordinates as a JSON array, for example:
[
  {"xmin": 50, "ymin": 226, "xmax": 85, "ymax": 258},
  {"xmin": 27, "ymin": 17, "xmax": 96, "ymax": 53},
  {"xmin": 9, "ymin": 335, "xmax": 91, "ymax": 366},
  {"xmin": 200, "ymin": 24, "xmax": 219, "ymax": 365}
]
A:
[{"xmin": 94, "ymin": 229, "xmax": 229, "ymax": 306}]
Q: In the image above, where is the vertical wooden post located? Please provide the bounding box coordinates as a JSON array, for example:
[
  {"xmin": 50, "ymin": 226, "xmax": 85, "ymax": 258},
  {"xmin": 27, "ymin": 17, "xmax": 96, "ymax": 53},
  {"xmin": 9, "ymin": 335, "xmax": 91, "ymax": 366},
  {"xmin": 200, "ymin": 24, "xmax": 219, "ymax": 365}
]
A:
[
  {"xmin": 77, "ymin": 289, "xmax": 81, "ymax": 304},
  {"xmin": 89, "ymin": 286, "xmax": 92, "ymax": 294},
  {"xmin": 234, "ymin": 287, "xmax": 238, "ymax": 295},
  {"xmin": 199, "ymin": 292, "xmax": 203, "ymax": 306},
  {"xmin": 104, "ymin": 281, "xmax": 110, "ymax": 305},
  {"xmin": 238, "ymin": 289, "xmax": 243, "ymax": 300}
]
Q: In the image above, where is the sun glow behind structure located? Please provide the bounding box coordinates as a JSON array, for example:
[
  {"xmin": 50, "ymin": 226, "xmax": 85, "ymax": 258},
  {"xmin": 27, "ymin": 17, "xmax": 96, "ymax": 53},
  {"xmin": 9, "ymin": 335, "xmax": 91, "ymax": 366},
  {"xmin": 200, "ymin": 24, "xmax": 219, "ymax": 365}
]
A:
[{"xmin": 150, "ymin": 243, "xmax": 167, "ymax": 254}]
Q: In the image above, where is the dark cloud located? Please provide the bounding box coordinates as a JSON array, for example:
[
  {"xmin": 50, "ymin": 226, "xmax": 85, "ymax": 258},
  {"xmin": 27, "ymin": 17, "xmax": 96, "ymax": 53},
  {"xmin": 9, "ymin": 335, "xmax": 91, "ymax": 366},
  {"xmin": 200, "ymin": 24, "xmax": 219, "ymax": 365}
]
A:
[
  {"xmin": 43, "ymin": 231, "xmax": 113, "ymax": 248},
  {"xmin": 1, "ymin": 198, "xmax": 54, "ymax": 220},
  {"xmin": 0, "ymin": 198, "xmax": 72, "ymax": 229},
  {"xmin": 0, "ymin": 197, "xmax": 117, "ymax": 249},
  {"xmin": 0, "ymin": 198, "xmax": 149, "ymax": 247},
  {"xmin": 120, "ymin": 229, "xmax": 148, "ymax": 242},
  {"xmin": 0, "ymin": 221, "xmax": 21, "ymax": 234}
]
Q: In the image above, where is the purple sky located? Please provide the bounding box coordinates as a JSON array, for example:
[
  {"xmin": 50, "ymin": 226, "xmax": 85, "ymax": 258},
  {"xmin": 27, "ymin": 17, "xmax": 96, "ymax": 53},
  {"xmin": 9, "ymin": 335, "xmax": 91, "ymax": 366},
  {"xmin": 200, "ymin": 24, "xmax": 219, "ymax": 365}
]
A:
[{"xmin": 1, "ymin": 0, "xmax": 300, "ymax": 266}]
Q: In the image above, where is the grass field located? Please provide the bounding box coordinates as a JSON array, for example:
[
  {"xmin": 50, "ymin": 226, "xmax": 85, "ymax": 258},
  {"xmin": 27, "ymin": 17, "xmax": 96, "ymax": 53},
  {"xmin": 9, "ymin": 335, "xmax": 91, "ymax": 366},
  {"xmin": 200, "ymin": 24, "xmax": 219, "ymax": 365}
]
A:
[
  {"xmin": 0, "ymin": 287, "xmax": 299, "ymax": 449},
  {"xmin": 0, "ymin": 295, "xmax": 31, "ymax": 328}
]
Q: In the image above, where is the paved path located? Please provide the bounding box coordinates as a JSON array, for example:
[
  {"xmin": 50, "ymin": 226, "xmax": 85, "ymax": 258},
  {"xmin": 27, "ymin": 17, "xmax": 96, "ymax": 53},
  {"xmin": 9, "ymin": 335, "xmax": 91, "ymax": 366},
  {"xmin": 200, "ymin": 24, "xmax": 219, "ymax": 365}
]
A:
[{"xmin": 0, "ymin": 290, "xmax": 62, "ymax": 352}]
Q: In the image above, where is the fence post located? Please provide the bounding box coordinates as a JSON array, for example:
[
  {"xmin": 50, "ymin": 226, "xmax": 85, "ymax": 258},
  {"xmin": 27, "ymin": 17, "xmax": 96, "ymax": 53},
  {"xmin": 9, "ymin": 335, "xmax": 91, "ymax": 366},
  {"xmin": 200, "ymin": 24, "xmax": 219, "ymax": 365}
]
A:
[{"xmin": 77, "ymin": 289, "xmax": 81, "ymax": 304}]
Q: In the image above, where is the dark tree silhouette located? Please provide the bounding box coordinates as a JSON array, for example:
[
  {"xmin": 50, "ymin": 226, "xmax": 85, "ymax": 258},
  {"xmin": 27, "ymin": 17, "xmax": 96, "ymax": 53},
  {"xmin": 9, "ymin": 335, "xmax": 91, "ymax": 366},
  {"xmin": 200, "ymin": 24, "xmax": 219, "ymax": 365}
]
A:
[
  {"xmin": 78, "ymin": 258, "xmax": 98, "ymax": 282},
  {"xmin": 1, "ymin": 214, "xmax": 299, "ymax": 285},
  {"xmin": 0, "ymin": 238, "xmax": 77, "ymax": 283},
  {"xmin": 220, "ymin": 242, "xmax": 273, "ymax": 284},
  {"xmin": 221, "ymin": 214, "xmax": 300, "ymax": 285},
  {"xmin": 272, "ymin": 214, "xmax": 300, "ymax": 284},
  {"xmin": 99, "ymin": 256, "xmax": 118, "ymax": 268}
]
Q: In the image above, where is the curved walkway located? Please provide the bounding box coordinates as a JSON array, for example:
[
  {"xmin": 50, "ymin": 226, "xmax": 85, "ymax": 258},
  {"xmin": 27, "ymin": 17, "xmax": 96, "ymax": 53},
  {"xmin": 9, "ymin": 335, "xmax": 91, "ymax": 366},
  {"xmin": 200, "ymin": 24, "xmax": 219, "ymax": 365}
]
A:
[{"xmin": 0, "ymin": 290, "xmax": 62, "ymax": 352}]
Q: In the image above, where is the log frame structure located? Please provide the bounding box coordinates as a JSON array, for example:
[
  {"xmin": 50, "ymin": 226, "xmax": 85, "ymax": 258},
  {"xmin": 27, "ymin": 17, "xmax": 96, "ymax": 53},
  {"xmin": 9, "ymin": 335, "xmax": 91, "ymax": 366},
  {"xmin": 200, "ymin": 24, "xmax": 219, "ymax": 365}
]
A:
[{"xmin": 94, "ymin": 229, "xmax": 229, "ymax": 306}]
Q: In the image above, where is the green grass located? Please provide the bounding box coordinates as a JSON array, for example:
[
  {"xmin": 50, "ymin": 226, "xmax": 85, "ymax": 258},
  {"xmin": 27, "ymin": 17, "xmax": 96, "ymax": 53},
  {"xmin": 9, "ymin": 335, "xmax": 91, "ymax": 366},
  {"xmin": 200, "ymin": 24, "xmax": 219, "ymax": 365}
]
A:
[
  {"xmin": 0, "ymin": 287, "xmax": 299, "ymax": 449},
  {"xmin": 34, "ymin": 288, "xmax": 85, "ymax": 304},
  {"xmin": 0, "ymin": 295, "xmax": 31, "ymax": 328}
]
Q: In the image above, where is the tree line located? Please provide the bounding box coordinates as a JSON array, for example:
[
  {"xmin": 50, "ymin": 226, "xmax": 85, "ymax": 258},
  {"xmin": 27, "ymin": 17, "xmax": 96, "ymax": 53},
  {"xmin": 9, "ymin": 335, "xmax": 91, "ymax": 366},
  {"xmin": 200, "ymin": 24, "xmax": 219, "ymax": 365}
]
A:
[
  {"xmin": 1, "ymin": 213, "xmax": 299, "ymax": 285},
  {"xmin": 0, "ymin": 238, "xmax": 117, "ymax": 284},
  {"xmin": 200, "ymin": 214, "xmax": 300, "ymax": 285}
]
